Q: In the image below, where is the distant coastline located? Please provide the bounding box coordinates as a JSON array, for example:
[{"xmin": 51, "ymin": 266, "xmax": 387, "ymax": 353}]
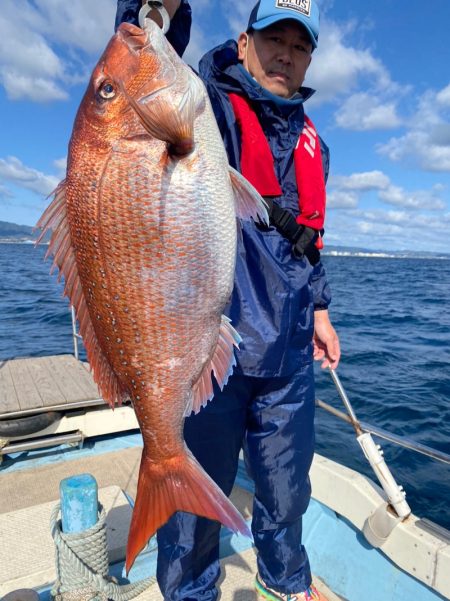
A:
[
  {"xmin": 1, "ymin": 220, "xmax": 449, "ymax": 260},
  {"xmin": 0, "ymin": 220, "xmax": 47, "ymax": 244},
  {"xmin": 323, "ymin": 248, "xmax": 450, "ymax": 260}
]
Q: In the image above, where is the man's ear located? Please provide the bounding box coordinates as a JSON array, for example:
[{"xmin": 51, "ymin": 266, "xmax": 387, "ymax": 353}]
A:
[{"xmin": 237, "ymin": 32, "xmax": 249, "ymax": 61}]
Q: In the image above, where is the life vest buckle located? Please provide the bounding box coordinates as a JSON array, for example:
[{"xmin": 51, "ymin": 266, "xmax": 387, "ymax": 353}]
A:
[{"xmin": 264, "ymin": 198, "xmax": 321, "ymax": 265}]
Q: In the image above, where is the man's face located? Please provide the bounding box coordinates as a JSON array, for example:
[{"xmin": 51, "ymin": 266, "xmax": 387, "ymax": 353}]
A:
[{"xmin": 237, "ymin": 21, "xmax": 313, "ymax": 98}]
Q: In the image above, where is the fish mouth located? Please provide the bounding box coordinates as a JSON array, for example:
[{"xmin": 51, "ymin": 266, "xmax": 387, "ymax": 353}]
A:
[{"xmin": 117, "ymin": 21, "xmax": 177, "ymax": 105}]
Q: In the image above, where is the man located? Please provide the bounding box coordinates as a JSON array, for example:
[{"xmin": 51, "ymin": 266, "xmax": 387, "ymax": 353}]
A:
[{"xmin": 116, "ymin": 1, "xmax": 340, "ymax": 600}]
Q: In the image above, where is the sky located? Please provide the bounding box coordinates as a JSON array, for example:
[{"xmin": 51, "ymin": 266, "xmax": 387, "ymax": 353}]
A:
[{"xmin": 1, "ymin": 0, "xmax": 450, "ymax": 253}]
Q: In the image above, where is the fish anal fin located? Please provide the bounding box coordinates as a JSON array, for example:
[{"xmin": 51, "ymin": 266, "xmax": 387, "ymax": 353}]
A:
[
  {"xmin": 189, "ymin": 316, "xmax": 241, "ymax": 416},
  {"xmin": 126, "ymin": 450, "xmax": 251, "ymax": 574},
  {"xmin": 229, "ymin": 166, "xmax": 269, "ymax": 226},
  {"xmin": 35, "ymin": 182, "xmax": 127, "ymax": 408}
]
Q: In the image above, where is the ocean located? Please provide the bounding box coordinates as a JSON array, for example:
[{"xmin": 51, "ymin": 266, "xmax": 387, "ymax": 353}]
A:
[{"xmin": 1, "ymin": 243, "xmax": 449, "ymax": 530}]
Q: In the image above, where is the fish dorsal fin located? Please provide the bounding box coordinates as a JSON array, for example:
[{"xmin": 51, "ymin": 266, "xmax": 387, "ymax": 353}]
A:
[
  {"xmin": 188, "ymin": 315, "xmax": 241, "ymax": 416},
  {"xmin": 228, "ymin": 166, "xmax": 269, "ymax": 225},
  {"xmin": 36, "ymin": 182, "xmax": 127, "ymax": 408}
]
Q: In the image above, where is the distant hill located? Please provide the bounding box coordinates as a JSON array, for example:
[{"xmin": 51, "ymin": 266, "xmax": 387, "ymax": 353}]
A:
[{"xmin": 0, "ymin": 221, "xmax": 35, "ymax": 242}]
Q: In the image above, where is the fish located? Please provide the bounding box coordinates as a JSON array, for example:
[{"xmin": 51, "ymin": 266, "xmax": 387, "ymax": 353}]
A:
[{"xmin": 36, "ymin": 20, "xmax": 268, "ymax": 572}]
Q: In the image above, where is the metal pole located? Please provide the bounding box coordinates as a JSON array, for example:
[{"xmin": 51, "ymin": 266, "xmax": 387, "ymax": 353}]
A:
[
  {"xmin": 1, "ymin": 432, "xmax": 84, "ymax": 455},
  {"xmin": 71, "ymin": 306, "xmax": 79, "ymax": 360},
  {"xmin": 328, "ymin": 368, "xmax": 362, "ymax": 435},
  {"xmin": 328, "ymin": 368, "xmax": 411, "ymax": 520}
]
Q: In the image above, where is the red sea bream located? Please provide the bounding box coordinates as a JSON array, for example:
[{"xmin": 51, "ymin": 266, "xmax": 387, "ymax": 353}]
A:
[{"xmin": 37, "ymin": 21, "xmax": 267, "ymax": 571}]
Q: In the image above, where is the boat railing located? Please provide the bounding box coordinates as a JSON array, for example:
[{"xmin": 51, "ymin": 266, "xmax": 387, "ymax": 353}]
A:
[{"xmin": 316, "ymin": 398, "xmax": 450, "ymax": 466}]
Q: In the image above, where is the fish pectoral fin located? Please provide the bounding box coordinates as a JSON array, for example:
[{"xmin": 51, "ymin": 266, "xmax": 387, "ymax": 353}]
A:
[
  {"xmin": 131, "ymin": 77, "xmax": 204, "ymax": 156},
  {"xmin": 126, "ymin": 450, "xmax": 251, "ymax": 574},
  {"xmin": 35, "ymin": 181, "xmax": 127, "ymax": 409},
  {"xmin": 229, "ymin": 166, "xmax": 270, "ymax": 226},
  {"xmin": 189, "ymin": 315, "xmax": 241, "ymax": 416}
]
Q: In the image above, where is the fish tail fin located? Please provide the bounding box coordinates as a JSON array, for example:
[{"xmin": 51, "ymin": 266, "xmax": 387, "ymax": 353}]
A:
[{"xmin": 126, "ymin": 450, "xmax": 251, "ymax": 573}]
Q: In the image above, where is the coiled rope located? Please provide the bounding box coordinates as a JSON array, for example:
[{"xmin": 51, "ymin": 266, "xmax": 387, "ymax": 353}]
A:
[{"xmin": 50, "ymin": 503, "xmax": 156, "ymax": 601}]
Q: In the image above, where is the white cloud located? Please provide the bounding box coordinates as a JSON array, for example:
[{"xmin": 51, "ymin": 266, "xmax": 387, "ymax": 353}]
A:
[
  {"xmin": 0, "ymin": 2, "xmax": 66, "ymax": 101},
  {"xmin": 0, "ymin": 183, "xmax": 14, "ymax": 200},
  {"xmin": 0, "ymin": 156, "xmax": 59, "ymax": 196},
  {"xmin": 377, "ymin": 84, "xmax": 450, "ymax": 172},
  {"xmin": 2, "ymin": 72, "xmax": 68, "ymax": 102},
  {"xmin": 436, "ymin": 84, "xmax": 450, "ymax": 107},
  {"xmin": 330, "ymin": 170, "xmax": 390, "ymax": 191},
  {"xmin": 0, "ymin": 0, "xmax": 115, "ymax": 102},
  {"xmin": 53, "ymin": 158, "xmax": 68, "ymax": 179},
  {"xmin": 302, "ymin": 17, "xmax": 412, "ymax": 133},
  {"xmin": 355, "ymin": 219, "xmax": 402, "ymax": 236},
  {"xmin": 307, "ymin": 21, "xmax": 397, "ymax": 106},
  {"xmin": 224, "ymin": 4, "xmax": 250, "ymax": 38},
  {"xmin": 183, "ymin": 22, "xmax": 210, "ymax": 67},
  {"xmin": 184, "ymin": 4, "xmax": 250, "ymax": 68},
  {"xmin": 378, "ymin": 130, "xmax": 450, "ymax": 173},
  {"xmin": 325, "ymin": 205, "xmax": 450, "ymax": 253},
  {"xmin": 36, "ymin": 0, "xmax": 116, "ymax": 55},
  {"xmin": 335, "ymin": 93, "xmax": 402, "ymax": 131},
  {"xmin": 325, "ymin": 167, "xmax": 450, "ymax": 252},
  {"xmin": 328, "ymin": 170, "xmax": 447, "ymax": 211},
  {"xmin": 357, "ymin": 208, "xmax": 450, "ymax": 233},
  {"xmin": 326, "ymin": 190, "xmax": 359, "ymax": 209},
  {"xmin": 328, "ymin": 171, "xmax": 389, "ymax": 209},
  {"xmin": 379, "ymin": 185, "xmax": 446, "ymax": 210}
]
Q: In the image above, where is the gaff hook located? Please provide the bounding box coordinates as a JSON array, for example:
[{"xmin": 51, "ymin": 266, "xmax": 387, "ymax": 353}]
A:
[
  {"xmin": 139, "ymin": 0, "xmax": 170, "ymax": 34},
  {"xmin": 329, "ymin": 367, "xmax": 411, "ymax": 521}
]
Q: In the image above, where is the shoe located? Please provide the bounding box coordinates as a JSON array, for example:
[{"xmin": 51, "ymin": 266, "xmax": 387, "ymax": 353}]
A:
[{"xmin": 255, "ymin": 573, "xmax": 328, "ymax": 601}]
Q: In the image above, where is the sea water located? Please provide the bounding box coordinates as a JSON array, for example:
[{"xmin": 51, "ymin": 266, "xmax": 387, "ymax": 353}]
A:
[{"xmin": 1, "ymin": 243, "xmax": 449, "ymax": 529}]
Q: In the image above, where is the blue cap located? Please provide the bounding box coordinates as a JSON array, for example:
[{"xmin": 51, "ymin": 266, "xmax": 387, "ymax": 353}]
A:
[{"xmin": 247, "ymin": 0, "xmax": 320, "ymax": 48}]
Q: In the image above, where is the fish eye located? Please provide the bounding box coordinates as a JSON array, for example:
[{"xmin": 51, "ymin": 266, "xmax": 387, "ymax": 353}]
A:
[{"xmin": 98, "ymin": 81, "xmax": 116, "ymax": 100}]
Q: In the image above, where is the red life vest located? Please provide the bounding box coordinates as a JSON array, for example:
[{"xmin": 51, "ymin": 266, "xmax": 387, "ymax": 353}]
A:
[{"xmin": 228, "ymin": 93, "xmax": 326, "ymax": 247}]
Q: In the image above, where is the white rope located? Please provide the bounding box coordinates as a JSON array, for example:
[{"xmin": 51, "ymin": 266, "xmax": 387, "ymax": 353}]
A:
[{"xmin": 50, "ymin": 503, "xmax": 156, "ymax": 601}]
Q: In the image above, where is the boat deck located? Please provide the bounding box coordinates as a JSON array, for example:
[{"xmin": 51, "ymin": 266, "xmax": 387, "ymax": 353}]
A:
[
  {"xmin": 0, "ymin": 355, "xmax": 140, "ymax": 457},
  {"xmin": 132, "ymin": 547, "xmax": 340, "ymax": 601},
  {"xmin": 1, "ymin": 440, "xmax": 340, "ymax": 600},
  {"xmin": 2, "ymin": 364, "xmax": 449, "ymax": 600},
  {"xmin": 0, "ymin": 354, "xmax": 101, "ymax": 417}
]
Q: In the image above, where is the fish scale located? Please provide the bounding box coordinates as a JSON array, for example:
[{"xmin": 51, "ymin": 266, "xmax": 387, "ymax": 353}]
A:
[{"xmin": 37, "ymin": 20, "xmax": 268, "ymax": 573}]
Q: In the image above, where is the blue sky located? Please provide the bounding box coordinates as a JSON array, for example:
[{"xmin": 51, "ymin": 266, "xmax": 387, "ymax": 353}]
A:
[{"xmin": 1, "ymin": 0, "xmax": 450, "ymax": 253}]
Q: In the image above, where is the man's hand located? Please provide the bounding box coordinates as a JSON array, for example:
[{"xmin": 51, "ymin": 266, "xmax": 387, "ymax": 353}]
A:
[
  {"xmin": 313, "ymin": 310, "xmax": 340, "ymax": 370},
  {"xmin": 141, "ymin": 0, "xmax": 181, "ymax": 26}
]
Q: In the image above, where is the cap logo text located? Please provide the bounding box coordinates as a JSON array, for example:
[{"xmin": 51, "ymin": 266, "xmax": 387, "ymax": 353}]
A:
[{"xmin": 275, "ymin": 0, "xmax": 311, "ymax": 17}]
